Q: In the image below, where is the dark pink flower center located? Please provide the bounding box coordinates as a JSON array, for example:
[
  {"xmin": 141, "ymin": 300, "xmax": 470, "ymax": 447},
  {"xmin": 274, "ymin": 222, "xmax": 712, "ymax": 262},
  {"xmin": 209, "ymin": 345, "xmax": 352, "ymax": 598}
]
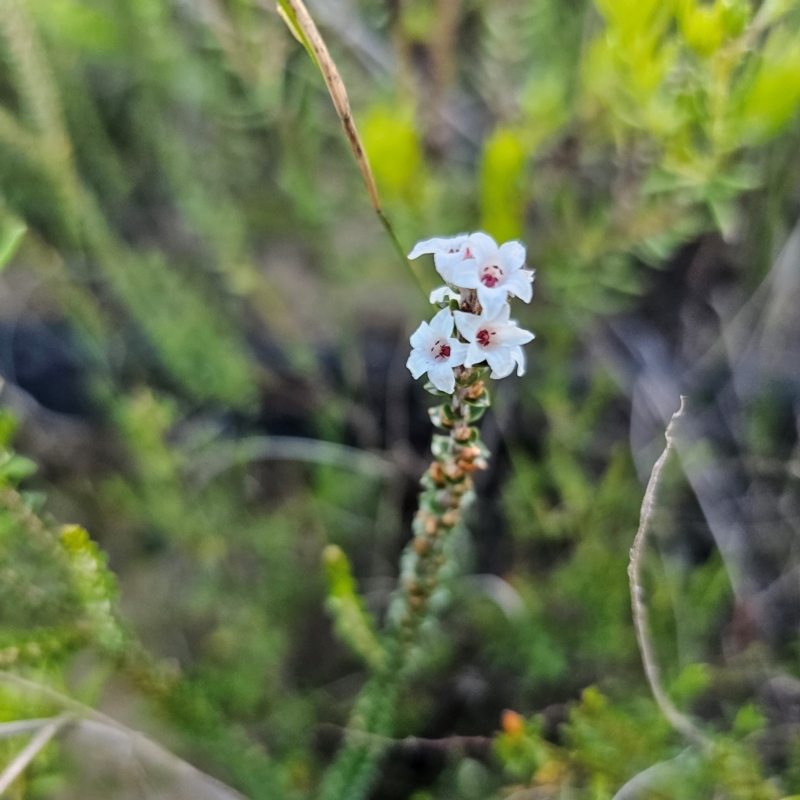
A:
[
  {"xmin": 431, "ymin": 339, "xmax": 451, "ymax": 361},
  {"xmin": 477, "ymin": 329, "xmax": 492, "ymax": 347},
  {"xmin": 480, "ymin": 264, "xmax": 502, "ymax": 288}
]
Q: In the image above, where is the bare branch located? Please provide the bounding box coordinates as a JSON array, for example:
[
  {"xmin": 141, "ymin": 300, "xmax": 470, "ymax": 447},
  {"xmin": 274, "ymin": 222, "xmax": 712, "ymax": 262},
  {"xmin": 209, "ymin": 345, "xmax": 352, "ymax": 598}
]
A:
[
  {"xmin": 628, "ymin": 397, "xmax": 712, "ymax": 750},
  {"xmin": 0, "ymin": 713, "xmax": 72, "ymax": 794},
  {"xmin": 272, "ymin": 0, "xmax": 421, "ymax": 285},
  {"xmin": 0, "ymin": 718, "xmax": 57, "ymax": 740},
  {"xmin": 0, "ymin": 672, "xmax": 248, "ymax": 799},
  {"xmin": 280, "ymin": 0, "xmax": 378, "ymax": 210}
]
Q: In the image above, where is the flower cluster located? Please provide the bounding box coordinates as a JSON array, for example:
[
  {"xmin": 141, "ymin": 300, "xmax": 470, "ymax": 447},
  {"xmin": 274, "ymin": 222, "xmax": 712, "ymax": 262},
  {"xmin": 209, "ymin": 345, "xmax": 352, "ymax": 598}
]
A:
[{"xmin": 406, "ymin": 232, "xmax": 535, "ymax": 393}]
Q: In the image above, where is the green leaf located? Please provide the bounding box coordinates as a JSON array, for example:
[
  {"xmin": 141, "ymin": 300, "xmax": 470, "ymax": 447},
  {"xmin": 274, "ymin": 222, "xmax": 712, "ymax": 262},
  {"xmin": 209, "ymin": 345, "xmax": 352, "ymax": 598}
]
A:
[
  {"xmin": 464, "ymin": 389, "xmax": 491, "ymax": 408},
  {"xmin": 466, "ymin": 405, "xmax": 488, "ymax": 423},
  {"xmin": 276, "ymin": 0, "xmax": 319, "ymax": 68},
  {"xmin": 480, "ymin": 127, "xmax": 528, "ymax": 243},
  {"xmin": 362, "ymin": 106, "xmax": 423, "ymax": 203},
  {"xmin": 323, "ymin": 545, "xmax": 384, "ymax": 671},
  {"xmin": 431, "ymin": 435, "xmax": 451, "ymax": 460},
  {"xmin": 60, "ymin": 524, "xmax": 125, "ymax": 652},
  {"xmin": 423, "ymin": 381, "xmax": 451, "ymax": 397},
  {"xmin": 0, "ymin": 219, "xmax": 26, "ymax": 271},
  {"xmin": 0, "ymin": 454, "xmax": 38, "ymax": 483}
]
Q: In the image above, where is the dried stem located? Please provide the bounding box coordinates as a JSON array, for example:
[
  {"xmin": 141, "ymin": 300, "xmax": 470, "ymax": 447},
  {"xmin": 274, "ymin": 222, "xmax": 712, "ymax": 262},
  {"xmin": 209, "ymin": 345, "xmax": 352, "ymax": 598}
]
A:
[
  {"xmin": 0, "ymin": 713, "xmax": 72, "ymax": 794},
  {"xmin": 628, "ymin": 397, "xmax": 712, "ymax": 750},
  {"xmin": 0, "ymin": 672, "xmax": 247, "ymax": 799},
  {"xmin": 275, "ymin": 0, "xmax": 422, "ymax": 286}
]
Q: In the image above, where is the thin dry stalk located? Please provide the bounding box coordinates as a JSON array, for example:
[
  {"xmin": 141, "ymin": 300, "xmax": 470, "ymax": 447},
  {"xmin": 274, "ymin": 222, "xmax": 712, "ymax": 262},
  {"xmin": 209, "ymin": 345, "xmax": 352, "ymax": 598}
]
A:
[
  {"xmin": 628, "ymin": 397, "xmax": 712, "ymax": 750},
  {"xmin": 0, "ymin": 672, "xmax": 247, "ymax": 799},
  {"xmin": 0, "ymin": 713, "xmax": 72, "ymax": 794},
  {"xmin": 281, "ymin": 0, "xmax": 378, "ymax": 209},
  {"xmin": 274, "ymin": 0, "xmax": 420, "ymax": 283}
]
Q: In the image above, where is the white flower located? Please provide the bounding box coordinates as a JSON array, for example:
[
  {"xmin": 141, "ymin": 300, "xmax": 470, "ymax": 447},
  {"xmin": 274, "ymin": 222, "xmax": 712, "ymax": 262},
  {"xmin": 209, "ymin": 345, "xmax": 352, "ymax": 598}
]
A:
[
  {"xmin": 407, "ymin": 307, "xmax": 469, "ymax": 394},
  {"xmin": 408, "ymin": 234, "xmax": 474, "ymax": 284},
  {"xmin": 450, "ymin": 232, "xmax": 534, "ymax": 320},
  {"xmin": 429, "ymin": 285, "xmax": 459, "ymax": 305},
  {"xmin": 453, "ymin": 305, "xmax": 534, "ymax": 379}
]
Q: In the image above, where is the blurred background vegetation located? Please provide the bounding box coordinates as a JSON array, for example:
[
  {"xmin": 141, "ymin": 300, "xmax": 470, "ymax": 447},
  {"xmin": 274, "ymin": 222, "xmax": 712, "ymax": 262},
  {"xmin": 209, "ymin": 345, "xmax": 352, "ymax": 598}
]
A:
[{"xmin": 3, "ymin": 0, "xmax": 800, "ymax": 796}]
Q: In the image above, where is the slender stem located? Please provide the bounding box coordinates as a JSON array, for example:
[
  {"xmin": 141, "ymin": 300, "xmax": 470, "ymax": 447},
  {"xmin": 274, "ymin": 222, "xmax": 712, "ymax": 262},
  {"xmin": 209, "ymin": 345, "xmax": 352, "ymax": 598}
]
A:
[
  {"xmin": 0, "ymin": 713, "xmax": 72, "ymax": 794},
  {"xmin": 628, "ymin": 397, "xmax": 712, "ymax": 750},
  {"xmin": 0, "ymin": 672, "xmax": 248, "ymax": 799},
  {"xmin": 377, "ymin": 208, "xmax": 425, "ymax": 287},
  {"xmin": 276, "ymin": 0, "xmax": 422, "ymax": 289}
]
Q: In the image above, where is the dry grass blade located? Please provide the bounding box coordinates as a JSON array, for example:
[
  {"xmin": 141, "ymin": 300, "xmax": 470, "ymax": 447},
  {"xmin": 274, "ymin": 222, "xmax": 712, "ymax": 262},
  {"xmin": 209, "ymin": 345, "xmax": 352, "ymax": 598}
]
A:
[
  {"xmin": 0, "ymin": 672, "xmax": 248, "ymax": 799},
  {"xmin": 280, "ymin": 0, "xmax": 379, "ymax": 210},
  {"xmin": 628, "ymin": 397, "xmax": 712, "ymax": 750},
  {"xmin": 0, "ymin": 713, "xmax": 72, "ymax": 794},
  {"xmin": 274, "ymin": 0, "xmax": 422, "ymax": 286}
]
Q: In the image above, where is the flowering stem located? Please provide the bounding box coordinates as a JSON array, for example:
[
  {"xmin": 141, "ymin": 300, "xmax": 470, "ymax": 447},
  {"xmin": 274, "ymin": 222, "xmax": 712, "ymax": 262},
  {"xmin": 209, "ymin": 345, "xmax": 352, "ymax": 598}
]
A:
[
  {"xmin": 319, "ymin": 316, "xmax": 490, "ymax": 800},
  {"xmin": 322, "ymin": 232, "xmax": 534, "ymax": 799}
]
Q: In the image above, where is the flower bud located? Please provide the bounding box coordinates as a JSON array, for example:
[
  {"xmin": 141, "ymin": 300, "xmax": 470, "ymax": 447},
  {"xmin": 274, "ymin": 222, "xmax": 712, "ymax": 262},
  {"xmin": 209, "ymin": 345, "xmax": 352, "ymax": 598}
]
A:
[
  {"xmin": 501, "ymin": 709, "xmax": 525, "ymax": 737},
  {"xmin": 465, "ymin": 381, "xmax": 485, "ymax": 400},
  {"xmin": 455, "ymin": 426, "xmax": 472, "ymax": 442},
  {"xmin": 441, "ymin": 510, "xmax": 460, "ymax": 527},
  {"xmin": 443, "ymin": 462, "xmax": 463, "ymax": 481}
]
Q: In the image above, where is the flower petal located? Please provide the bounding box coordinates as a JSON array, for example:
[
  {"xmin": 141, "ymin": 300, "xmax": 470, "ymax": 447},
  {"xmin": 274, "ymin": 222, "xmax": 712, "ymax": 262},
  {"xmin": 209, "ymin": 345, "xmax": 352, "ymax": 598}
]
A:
[
  {"xmin": 510, "ymin": 345, "xmax": 526, "ymax": 376},
  {"xmin": 446, "ymin": 339, "xmax": 469, "ymax": 367},
  {"xmin": 406, "ymin": 349, "xmax": 429, "ymax": 379},
  {"xmin": 492, "ymin": 303, "xmax": 512, "ymax": 323},
  {"xmin": 428, "ymin": 307, "xmax": 455, "ymax": 337},
  {"xmin": 453, "ymin": 311, "xmax": 481, "ymax": 342},
  {"xmin": 428, "ymin": 363, "xmax": 456, "ymax": 394},
  {"xmin": 409, "ymin": 321, "xmax": 431, "ymax": 350},
  {"xmin": 477, "ymin": 284, "xmax": 508, "ymax": 321},
  {"xmin": 463, "ymin": 341, "xmax": 485, "ymax": 368},
  {"xmin": 451, "ymin": 260, "xmax": 480, "ymax": 289},
  {"xmin": 485, "ymin": 347, "xmax": 514, "ymax": 378},
  {"xmin": 497, "ymin": 324, "xmax": 535, "ymax": 347},
  {"xmin": 429, "ymin": 285, "xmax": 456, "ymax": 304},
  {"xmin": 499, "ymin": 241, "xmax": 526, "ymax": 272},
  {"xmin": 504, "ymin": 269, "xmax": 534, "ymax": 303},
  {"xmin": 467, "ymin": 232, "xmax": 499, "ymax": 261},
  {"xmin": 407, "ymin": 235, "xmax": 466, "ymax": 260}
]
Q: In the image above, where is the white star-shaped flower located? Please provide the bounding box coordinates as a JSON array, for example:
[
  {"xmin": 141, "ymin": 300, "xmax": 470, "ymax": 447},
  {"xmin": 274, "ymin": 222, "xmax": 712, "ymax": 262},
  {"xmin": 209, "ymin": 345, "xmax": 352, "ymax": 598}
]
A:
[
  {"xmin": 407, "ymin": 308, "xmax": 469, "ymax": 394},
  {"xmin": 408, "ymin": 234, "xmax": 474, "ymax": 284},
  {"xmin": 453, "ymin": 305, "xmax": 534, "ymax": 379},
  {"xmin": 450, "ymin": 232, "xmax": 534, "ymax": 320}
]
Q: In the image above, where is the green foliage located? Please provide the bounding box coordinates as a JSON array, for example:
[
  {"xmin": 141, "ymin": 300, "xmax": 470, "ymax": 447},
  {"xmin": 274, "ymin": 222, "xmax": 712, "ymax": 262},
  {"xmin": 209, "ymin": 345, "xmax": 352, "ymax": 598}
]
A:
[
  {"xmin": 323, "ymin": 544, "xmax": 385, "ymax": 671},
  {"xmin": 0, "ymin": 415, "xmax": 125, "ymax": 670},
  {"xmin": 480, "ymin": 128, "xmax": 528, "ymax": 243},
  {"xmin": 0, "ymin": 214, "xmax": 25, "ymax": 272},
  {"xmin": 491, "ymin": 687, "xmax": 783, "ymax": 799},
  {"xmin": 0, "ymin": 0, "xmax": 800, "ymax": 798}
]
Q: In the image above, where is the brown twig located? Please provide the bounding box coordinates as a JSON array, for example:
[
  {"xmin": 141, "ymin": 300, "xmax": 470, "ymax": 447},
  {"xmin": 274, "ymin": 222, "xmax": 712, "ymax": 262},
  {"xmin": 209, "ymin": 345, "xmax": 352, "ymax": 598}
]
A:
[
  {"xmin": 318, "ymin": 723, "xmax": 493, "ymax": 762},
  {"xmin": 628, "ymin": 397, "xmax": 712, "ymax": 750}
]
